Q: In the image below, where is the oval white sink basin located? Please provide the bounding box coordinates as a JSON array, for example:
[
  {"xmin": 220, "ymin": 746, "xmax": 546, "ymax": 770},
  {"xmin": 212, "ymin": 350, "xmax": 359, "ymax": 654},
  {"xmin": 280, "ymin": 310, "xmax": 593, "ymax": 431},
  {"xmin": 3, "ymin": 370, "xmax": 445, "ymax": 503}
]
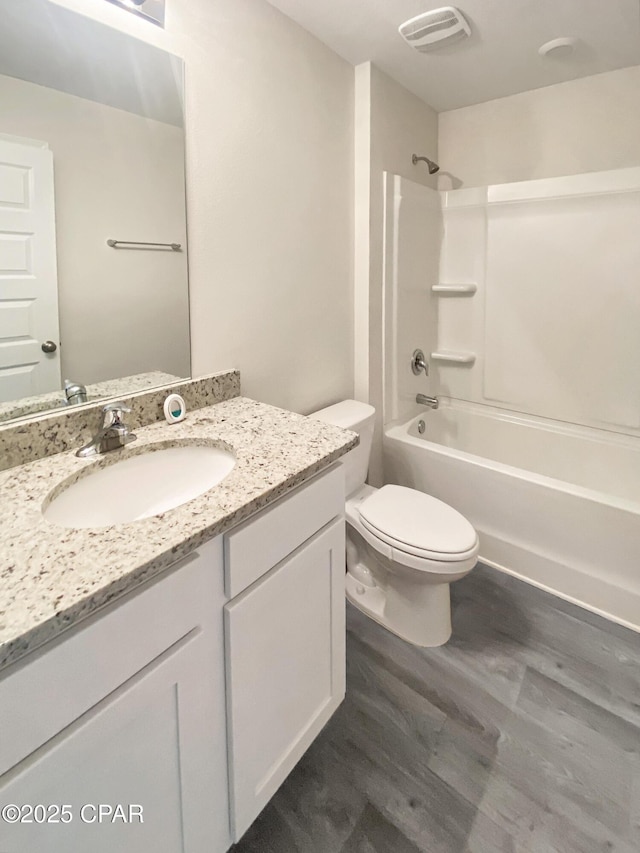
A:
[{"xmin": 44, "ymin": 443, "xmax": 236, "ymax": 529}]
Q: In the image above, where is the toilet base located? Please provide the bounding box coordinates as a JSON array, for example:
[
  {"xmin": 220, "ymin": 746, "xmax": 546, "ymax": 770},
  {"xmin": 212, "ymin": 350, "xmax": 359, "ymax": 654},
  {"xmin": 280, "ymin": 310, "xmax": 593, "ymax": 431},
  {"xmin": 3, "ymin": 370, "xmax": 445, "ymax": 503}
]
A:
[{"xmin": 345, "ymin": 571, "xmax": 452, "ymax": 647}]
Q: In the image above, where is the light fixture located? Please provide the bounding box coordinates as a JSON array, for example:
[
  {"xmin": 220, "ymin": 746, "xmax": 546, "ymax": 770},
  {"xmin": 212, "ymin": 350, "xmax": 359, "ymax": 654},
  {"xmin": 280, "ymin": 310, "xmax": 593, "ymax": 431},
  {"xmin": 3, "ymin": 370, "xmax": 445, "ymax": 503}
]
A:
[
  {"xmin": 538, "ymin": 37, "xmax": 578, "ymax": 59},
  {"xmin": 105, "ymin": 0, "xmax": 165, "ymax": 27}
]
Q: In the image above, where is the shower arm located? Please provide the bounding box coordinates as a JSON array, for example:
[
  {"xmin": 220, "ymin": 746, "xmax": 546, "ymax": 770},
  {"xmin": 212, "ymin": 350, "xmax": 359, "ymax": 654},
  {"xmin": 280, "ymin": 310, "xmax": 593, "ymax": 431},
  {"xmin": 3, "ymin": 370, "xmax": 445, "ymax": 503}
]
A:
[{"xmin": 412, "ymin": 154, "xmax": 440, "ymax": 174}]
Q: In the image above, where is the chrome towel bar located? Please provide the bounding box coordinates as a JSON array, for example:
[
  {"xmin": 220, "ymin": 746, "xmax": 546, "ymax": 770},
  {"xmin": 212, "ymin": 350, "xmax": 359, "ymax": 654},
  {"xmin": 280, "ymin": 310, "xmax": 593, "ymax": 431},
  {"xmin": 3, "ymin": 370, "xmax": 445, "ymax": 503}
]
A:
[{"xmin": 107, "ymin": 239, "xmax": 182, "ymax": 251}]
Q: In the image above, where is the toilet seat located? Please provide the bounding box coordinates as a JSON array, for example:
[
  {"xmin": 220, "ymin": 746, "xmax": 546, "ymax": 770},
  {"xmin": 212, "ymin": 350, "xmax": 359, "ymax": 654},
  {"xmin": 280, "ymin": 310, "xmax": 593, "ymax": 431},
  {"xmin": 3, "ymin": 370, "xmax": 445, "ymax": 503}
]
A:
[{"xmin": 358, "ymin": 485, "xmax": 479, "ymax": 564}]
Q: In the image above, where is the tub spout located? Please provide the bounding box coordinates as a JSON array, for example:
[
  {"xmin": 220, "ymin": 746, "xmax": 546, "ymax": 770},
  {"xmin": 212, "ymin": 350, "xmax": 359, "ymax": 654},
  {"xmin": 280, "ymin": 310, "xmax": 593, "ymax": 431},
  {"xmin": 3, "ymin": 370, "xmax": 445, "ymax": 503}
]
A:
[{"xmin": 417, "ymin": 393, "xmax": 439, "ymax": 410}]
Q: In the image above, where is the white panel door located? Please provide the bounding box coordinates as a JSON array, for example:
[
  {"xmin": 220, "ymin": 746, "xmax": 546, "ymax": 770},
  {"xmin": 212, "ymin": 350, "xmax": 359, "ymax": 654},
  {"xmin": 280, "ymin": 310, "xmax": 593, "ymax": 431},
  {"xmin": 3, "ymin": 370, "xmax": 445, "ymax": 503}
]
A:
[
  {"xmin": 0, "ymin": 137, "xmax": 60, "ymax": 401},
  {"xmin": 225, "ymin": 518, "xmax": 346, "ymax": 841}
]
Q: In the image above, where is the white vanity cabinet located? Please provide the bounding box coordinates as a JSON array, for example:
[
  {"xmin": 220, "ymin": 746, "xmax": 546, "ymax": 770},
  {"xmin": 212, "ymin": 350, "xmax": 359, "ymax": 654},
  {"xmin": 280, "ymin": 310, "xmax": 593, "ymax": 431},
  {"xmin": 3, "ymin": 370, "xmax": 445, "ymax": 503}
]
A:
[
  {"xmin": 223, "ymin": 464, "xmax": 346, "ymax": 840},
  {"xmin": 0, "ymin": 538, "xmax": 231, "ymax": 853},
  {"xmin": 0, "ymin": 463, "xmax": 346, "ymax": 852}
]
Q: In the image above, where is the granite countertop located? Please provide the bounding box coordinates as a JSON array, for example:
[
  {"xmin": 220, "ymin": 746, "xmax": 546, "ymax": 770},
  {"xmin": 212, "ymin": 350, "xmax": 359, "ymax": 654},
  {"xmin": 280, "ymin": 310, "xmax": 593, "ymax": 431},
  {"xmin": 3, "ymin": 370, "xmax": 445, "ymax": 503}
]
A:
[
  {"xmin": 0, "ymin": 397, "xmax": 357, "ymax": 672},
  {"xmin": 0, "ymin": 370, "xmax": 182, "ymax": 424}
]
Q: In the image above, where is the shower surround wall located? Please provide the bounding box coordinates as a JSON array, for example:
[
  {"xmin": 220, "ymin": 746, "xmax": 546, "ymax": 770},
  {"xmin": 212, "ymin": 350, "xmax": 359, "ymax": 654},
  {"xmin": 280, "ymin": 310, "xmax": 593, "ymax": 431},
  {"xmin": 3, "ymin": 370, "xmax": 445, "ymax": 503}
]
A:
[
  {"xmin": 382, "ymin": 174, "xmax": 441, "ymax": 425},
  {"xmin": 436, "ymin": 166, "xmax": 640, "ymax": 437},
  {"xmin": 382, "ymin": 168, "xmax": 640, "ymax": 630},
  {"xmin": 383, "ymin": 166, "xmax": 640, "ymax": 445}
]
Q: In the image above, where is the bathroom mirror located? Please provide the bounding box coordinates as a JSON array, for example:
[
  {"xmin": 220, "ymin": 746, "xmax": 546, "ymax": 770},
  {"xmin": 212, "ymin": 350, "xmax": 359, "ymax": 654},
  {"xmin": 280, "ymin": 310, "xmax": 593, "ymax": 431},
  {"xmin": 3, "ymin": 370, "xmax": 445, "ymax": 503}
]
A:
[{"xmin": 0, "ymin": 0, "xmax": 189, "ymax": 424}]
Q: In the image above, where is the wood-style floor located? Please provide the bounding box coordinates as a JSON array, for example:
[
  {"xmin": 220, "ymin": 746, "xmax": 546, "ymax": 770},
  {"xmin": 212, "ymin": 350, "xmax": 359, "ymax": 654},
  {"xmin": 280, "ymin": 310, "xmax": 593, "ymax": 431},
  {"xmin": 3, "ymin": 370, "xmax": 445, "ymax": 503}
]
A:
[{"xmin": 233, "ymin": 564, "xmax": 640, "ymax": 853}]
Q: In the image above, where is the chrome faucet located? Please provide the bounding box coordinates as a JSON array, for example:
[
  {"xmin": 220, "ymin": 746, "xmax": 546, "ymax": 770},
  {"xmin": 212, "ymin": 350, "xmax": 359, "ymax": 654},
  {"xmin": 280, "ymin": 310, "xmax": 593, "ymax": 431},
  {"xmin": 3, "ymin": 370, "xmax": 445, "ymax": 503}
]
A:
[
  {"xmin": 416, "ymin": 393, "xmax": 439, "ymax": 410},
  {"xmin": 76, "ymin": 402, "xmax": 137, "ymax": 458},
  {"xmin": 64, "ymin": 379, "xmax": 87, "ymax": 406}
]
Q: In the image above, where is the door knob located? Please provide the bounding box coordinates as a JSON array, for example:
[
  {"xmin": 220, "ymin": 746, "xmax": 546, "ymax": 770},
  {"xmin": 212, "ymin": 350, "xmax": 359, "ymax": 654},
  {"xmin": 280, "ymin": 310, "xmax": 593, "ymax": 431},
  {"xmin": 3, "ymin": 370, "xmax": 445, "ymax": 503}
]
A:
[{"xmin": 41, "ymin": 340, "xmax": 58, "ymax": 353}]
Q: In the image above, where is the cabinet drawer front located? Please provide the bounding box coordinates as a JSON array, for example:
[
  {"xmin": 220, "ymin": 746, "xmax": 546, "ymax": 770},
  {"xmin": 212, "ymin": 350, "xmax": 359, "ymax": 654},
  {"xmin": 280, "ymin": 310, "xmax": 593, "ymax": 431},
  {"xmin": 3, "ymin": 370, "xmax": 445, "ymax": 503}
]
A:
[
  {"xmin": 0, "ymin": 537, "xmax": 224, "ymax": 776},
  {"xmin": 224, "ymin": 463, "xmax": 344, "ymax": 597},
  {"xmin": 225, "ymin": 518, "xmax": 346, "ymax": 840}
]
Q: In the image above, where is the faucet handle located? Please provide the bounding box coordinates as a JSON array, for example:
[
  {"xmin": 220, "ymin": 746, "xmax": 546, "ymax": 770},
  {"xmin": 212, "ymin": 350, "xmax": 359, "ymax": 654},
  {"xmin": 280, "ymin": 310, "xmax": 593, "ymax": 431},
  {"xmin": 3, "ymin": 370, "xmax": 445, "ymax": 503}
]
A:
[
  {"xmin": 411, "ymin": 349, "xmax": 429, "ymax": 376},
  {"xmin": 101, "ymin": 401, "xmax": 131, "ymax": 428}
]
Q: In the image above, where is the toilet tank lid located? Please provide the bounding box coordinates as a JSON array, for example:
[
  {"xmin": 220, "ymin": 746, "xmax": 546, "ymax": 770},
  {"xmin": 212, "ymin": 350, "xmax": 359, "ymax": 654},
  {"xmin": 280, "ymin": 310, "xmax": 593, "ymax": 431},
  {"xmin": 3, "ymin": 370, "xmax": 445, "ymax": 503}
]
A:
[{"xmin": 308, "ymin": 400, "xmax": 375, "ymax": 431}]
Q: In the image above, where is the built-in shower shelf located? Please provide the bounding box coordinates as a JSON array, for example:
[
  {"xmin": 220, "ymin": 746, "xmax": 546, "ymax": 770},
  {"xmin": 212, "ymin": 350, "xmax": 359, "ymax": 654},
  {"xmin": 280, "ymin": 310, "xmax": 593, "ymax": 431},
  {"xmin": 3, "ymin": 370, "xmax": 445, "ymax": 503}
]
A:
[
  {"xmin": 432, "ymin": 283, "xmax": 477, "ymax": 295},
  {"xmin": 430, "ymin": 351, "xmax": 476, "ymax": 365}
]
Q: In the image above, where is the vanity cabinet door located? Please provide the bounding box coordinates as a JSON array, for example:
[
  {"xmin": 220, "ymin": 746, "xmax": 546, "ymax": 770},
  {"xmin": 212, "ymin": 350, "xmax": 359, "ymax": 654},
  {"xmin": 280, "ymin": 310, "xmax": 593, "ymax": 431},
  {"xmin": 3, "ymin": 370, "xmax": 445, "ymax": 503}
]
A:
[
  {"xmin": 225, "ymin": 518, "xmax": 346, "ymax": 841},
  {"xmin": 0, "ymin": 541, "xmax": 231, "ymax": 853}
]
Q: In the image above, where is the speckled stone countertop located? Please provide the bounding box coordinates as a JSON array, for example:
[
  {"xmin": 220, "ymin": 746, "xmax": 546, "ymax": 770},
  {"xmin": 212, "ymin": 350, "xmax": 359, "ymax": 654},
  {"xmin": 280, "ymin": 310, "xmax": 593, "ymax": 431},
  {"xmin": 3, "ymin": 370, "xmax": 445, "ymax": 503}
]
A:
[
  {"xmin": 1, "ymin": 369, "xmax": 240, "ymax": 470},
  {"xmin": 0, "ymin": 371, "xmax": 182, "ymax": 424},
  {"xmin": 0, "ymin": 397, "xmax": 357, "ymax": 672}
]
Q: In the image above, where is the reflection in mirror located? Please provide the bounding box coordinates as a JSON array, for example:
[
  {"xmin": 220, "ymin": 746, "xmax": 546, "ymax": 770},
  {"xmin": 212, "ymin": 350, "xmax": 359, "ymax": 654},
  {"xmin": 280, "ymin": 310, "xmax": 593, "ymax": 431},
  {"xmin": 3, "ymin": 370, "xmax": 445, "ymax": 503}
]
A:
[
  {"xmin": 0, "ymin": 0, "xmax": 189, "ymax": 424},
  {"xmin": 106, "ymin": 0, "xmax": 166, "ymax": 28}
]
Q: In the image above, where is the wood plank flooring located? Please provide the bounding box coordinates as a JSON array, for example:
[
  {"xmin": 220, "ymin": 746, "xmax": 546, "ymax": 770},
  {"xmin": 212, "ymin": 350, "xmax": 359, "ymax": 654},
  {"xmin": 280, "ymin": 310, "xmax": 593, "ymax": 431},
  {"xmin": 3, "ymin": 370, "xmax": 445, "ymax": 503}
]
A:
[{"xmin": 232, "ymin": 564, "xmax": 640, "ymax": 853}]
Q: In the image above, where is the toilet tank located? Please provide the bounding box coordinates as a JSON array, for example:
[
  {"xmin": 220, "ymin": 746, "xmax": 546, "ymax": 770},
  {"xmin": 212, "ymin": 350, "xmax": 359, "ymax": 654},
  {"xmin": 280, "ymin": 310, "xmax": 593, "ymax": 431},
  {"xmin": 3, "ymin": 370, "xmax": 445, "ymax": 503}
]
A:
[{"xmin": 309, "ymin": 400, "xmax": 375, "ymax": 498}]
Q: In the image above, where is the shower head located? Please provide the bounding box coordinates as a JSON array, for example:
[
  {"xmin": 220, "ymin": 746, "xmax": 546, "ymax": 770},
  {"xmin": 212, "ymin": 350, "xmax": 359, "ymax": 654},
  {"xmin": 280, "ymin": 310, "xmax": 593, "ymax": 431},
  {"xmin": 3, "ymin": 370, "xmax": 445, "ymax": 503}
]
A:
[{"xmin": 412, "ymin": 153, "xmax": 440, "ymax": 174}]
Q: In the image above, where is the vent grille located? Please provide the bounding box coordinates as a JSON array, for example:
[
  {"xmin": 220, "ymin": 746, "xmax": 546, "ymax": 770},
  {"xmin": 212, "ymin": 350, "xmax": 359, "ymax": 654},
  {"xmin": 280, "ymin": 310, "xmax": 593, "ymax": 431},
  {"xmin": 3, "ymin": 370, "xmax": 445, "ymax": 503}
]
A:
[{"xmin": 399, "ymin": 7, "xmax": 471, "ymax": 52}]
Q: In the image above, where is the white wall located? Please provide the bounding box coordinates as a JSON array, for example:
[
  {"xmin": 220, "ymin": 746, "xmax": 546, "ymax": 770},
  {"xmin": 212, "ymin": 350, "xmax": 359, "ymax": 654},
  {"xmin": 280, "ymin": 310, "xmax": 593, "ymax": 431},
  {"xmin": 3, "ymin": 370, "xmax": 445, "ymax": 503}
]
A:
[
  {"xmin": 0, "ymin": 73, "xmax": 188, "ymax": 385},
  {"xmin": 439, "ymin": 66, "xmax": 640, "ymax": 188},
  {"xmin": 52, "ymin": 0, "xmax": 354, "ymax": 414},
  {"xmin": 354, "ymin": 62, "xmax": 438, "ymax": 482}
]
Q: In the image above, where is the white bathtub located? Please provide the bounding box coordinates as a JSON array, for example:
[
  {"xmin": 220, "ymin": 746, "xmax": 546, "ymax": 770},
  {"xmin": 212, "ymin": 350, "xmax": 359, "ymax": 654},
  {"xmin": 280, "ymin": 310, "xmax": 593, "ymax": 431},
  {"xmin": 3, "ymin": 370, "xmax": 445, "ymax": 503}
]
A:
[{"xmin": 384, "ymin": 402, "xmax": 640, "ymax": 632}]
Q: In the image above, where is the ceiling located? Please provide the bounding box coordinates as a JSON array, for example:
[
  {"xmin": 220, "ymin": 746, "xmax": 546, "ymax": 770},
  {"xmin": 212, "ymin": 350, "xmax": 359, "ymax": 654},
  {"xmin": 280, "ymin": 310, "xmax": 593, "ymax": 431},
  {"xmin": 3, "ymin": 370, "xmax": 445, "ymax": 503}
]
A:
[
  {"xmin": 265, "ymin": 0, "xmax": 640, "ymax": 111},
  {"xmin": 0, "ymin": 0, "xmax": 183, "ymax": 126}
]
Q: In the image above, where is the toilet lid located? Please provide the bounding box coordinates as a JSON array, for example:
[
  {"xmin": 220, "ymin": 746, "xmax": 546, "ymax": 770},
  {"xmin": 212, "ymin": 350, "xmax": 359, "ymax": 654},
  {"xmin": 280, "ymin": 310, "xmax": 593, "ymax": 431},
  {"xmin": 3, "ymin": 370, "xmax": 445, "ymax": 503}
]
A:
[{"xmin": 358, "ymin": 485, "xmax": 477, "ymax": 557}]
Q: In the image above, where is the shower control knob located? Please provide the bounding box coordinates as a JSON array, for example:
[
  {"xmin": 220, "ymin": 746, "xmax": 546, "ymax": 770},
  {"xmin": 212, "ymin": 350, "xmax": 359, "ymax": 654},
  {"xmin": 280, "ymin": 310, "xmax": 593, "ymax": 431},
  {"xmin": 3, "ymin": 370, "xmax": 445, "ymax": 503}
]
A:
[
  {"xmin": 411, "ymin": 349, "xmax": 428, "ymax": 376},
  {"xmin": 41, "ymin": 340, "xmax": 58, "ymax": 353}
]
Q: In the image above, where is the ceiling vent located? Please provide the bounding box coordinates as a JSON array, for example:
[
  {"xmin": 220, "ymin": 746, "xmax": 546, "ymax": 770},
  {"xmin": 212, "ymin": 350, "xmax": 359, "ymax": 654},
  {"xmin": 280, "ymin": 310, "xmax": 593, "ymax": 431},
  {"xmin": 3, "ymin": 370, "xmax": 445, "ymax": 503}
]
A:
[{"xmin": 398, "ymin": 7, "xmax": 471, "ymax": 52}]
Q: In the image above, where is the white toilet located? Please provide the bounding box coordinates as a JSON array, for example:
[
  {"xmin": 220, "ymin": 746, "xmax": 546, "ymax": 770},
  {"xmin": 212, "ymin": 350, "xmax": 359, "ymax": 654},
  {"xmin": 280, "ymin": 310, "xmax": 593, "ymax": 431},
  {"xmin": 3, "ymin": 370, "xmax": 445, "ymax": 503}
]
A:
[{"xmin": 310, "ymin": 400, "xmax": 479, "ymax": 647}]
